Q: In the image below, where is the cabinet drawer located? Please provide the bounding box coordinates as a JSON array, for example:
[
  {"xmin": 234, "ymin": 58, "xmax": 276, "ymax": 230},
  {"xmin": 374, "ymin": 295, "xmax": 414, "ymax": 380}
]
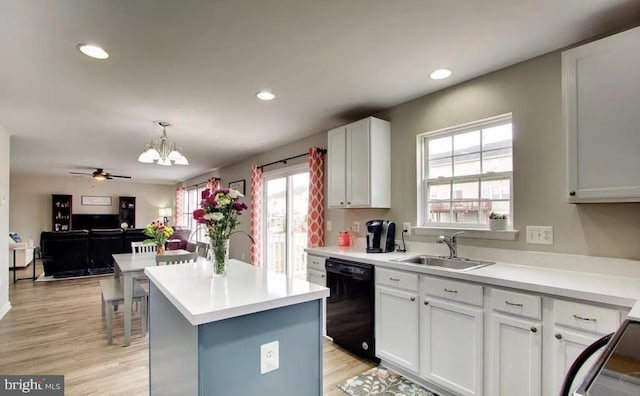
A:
[
  {"xmin": 491, "ymin": 289, "xmax": 541, "ymax": 320},
  {"xmin": 376, "ymin": 267, "xmax": 418, "ymax": 292},
  {"xmin": 553, "ymin": 300, "xmax": 620, "ymax": 334},
  {"xmin": 307, "ymin": 269, "xmax": 326, "ymax": 287},
  {"xmin": 421, "ymin": 276, "xmax": 483, "ymax": 307},
  {"xmin": 307, "ymin": 255, "xmax": 326, "ymax": 272}
]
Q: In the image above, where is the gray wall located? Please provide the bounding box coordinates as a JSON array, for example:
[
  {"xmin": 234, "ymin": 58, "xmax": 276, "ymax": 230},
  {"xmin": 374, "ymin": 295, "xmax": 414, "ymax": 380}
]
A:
[{"xmin": 201, "ymin": 49, "xmax": 640, "ymax": 262}]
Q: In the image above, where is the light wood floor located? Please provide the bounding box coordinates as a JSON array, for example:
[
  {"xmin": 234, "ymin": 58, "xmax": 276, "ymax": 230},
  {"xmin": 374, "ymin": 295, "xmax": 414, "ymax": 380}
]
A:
[{"xmin": 1, "ymin": 261, "xmax": 374, "ymax": 395}]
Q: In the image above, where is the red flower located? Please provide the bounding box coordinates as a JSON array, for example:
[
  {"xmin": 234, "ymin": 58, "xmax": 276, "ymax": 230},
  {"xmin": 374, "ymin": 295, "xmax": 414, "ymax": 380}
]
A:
[{"xmin": 193, "ymin": 208, "xmax": 205, "ymax": 220}]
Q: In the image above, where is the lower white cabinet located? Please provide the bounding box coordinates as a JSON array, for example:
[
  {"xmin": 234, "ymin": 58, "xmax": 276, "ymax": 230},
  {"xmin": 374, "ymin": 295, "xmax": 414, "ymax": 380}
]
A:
[
  {"xmin": 375, "ymin": 284, "xmax": 420, "ymax": 372},
  {"xmin": 551, "ymin": 327, "xmax": 600, "ymax": 395},
  {"xmin": 490, "ymin": 313, "xmax": 542, "ymax": 396},
  {"xmin": 421, "ymin": 297, "xmax": 484, "ymax": 396}
]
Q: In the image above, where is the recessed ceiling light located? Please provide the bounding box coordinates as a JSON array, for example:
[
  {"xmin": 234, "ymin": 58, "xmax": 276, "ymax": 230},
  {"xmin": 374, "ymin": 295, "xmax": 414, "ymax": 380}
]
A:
[
  {"xmin": 76, "ymin": 44, "xmax": 109, "ymax": 59},
  {"xmin": 429, "ymin": 69, "xmax": 452, "ymax": 80},
  {"xmin": 256, "ymin": 91, "xmax": 275, "ymax": 101}
]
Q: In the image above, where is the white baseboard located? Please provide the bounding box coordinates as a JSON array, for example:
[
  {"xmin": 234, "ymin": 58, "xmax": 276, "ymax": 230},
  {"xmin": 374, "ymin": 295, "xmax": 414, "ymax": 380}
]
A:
[{"xmin": 0, "ymin": 301, "xmax": 12, "ymax": 320}]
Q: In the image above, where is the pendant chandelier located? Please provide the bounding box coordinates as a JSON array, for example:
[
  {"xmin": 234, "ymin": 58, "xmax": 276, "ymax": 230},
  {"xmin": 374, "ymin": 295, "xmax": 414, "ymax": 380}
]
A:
[{"xmin": 137, "ymin": 121, "xmax": 189, "ymax": 166}]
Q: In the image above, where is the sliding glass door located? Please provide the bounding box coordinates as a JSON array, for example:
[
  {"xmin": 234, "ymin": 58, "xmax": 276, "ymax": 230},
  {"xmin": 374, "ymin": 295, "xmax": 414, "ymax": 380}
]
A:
[{"xmin": 263, "ymin": 165, "xmax": 309, "ymax": 279}]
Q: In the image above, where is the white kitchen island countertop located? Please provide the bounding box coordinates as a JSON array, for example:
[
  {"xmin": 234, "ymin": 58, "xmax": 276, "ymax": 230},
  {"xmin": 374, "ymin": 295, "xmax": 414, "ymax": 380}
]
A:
[
  {"xmin": 145, "ymin": 259, "xmax": 329, "ymax": 326},
  {"xmin": 305, "ymin": 246, "xmax": 640, "ymax": 316}
]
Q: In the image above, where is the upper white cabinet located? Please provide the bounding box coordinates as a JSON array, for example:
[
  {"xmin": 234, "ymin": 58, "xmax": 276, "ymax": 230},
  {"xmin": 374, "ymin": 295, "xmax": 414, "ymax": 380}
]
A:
[
  {"xmin": 327, "ymin": 117, "xmax": 391, "ymax": 208},
  {"xmin": 563, "ymin": 26, "xmax": 640, "ymax": 202}
]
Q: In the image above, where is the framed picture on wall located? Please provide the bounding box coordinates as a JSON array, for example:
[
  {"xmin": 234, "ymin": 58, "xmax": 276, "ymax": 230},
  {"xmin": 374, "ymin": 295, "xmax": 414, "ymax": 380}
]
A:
[
  {"xmin": 81, "ymin": 195, "xmax": 112, "ymax": 206},
  {"xmin": 228, "ymin": 180, "xmax": 246, "ymax": 195}
]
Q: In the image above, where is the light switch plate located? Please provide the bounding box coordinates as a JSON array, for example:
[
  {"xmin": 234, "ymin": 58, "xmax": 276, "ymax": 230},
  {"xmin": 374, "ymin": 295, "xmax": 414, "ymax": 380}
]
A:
[
  {"xmin": 526, "ymin": 226, "xmax": 553, "ymax": 245},
  {"xmin": 352, "ymin": 221, "xmax": 360, "ymax": 233},
  {"xmin": 326, "ymin": 221, "xmax": 332, "ymax": 232}
]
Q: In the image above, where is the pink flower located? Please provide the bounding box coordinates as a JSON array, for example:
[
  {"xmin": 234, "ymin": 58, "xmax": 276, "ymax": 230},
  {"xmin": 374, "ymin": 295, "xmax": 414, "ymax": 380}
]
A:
[
  {"xmin": 201, "ymin": 189, "xmax": 211, "ymax": 199},
  {"xmin": 193, "ymin": 208, "xmax": 205, "ymax": 220}
]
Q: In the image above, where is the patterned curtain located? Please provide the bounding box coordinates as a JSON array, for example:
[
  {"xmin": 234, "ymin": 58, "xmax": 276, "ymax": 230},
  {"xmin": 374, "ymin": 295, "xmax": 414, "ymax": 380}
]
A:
[
  {"xmin": 250, "ymin": 164, "xmax": 263, "ymax": 267},
  {"xmin": 307, "ymin": 148, "xmax": 325, "ymax": 247},
  {"xmin": 175, "ymin": 187, "xmax": 185, "ymax": 227},
  {"xmin": 206, "ymin": 177, "xmax": 219, "ymax": 192}
]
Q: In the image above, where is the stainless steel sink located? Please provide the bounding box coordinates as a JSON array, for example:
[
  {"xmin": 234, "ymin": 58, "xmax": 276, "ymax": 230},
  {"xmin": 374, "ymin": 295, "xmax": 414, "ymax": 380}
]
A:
[{"xmin": 391, "ymin": 255, "xmax": 494, "ymax": 271}]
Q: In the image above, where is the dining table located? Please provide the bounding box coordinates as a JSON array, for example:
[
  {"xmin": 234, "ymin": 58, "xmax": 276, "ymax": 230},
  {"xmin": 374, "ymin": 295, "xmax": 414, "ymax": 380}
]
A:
[{"xmin": 112, "ymin": 249, "xmax": 193, "ymax": 346}]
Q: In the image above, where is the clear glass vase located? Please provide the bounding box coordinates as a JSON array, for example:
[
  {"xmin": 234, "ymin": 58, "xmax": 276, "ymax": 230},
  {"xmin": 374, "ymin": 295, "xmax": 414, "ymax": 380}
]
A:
[
  {"xmin": 156, "ymin": 244, "xmax": 165, "ymax": 255},
  {"xmin": 208, "ymin": 238, "xmax": 230, "ymax": 277}
]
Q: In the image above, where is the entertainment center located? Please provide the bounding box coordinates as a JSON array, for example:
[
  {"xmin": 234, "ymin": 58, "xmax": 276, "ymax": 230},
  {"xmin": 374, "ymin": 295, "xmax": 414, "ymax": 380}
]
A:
[{"xmin": 50, "ymin": 194, "xmax": 136, "ymax": 231}]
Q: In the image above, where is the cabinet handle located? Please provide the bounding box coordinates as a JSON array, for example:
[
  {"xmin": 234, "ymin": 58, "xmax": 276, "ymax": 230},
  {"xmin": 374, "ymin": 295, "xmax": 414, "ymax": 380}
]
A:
[
  {"xmin": 569, "ymin": 191, "xmax": 576, "ymax": 196},
  {"xmin": 530, "ymin": 327, "xmax": 537, "ymax": 333},
  {"xmin": 340, "ymin": 202, "xmax": 344, "ymax": 205},
  {"xmin": 321, "ymin": 274, "xmax": 325, "ymax": 278},
  {"xmin": 347, "ymin": 202, "xmax": 351, "ymax": 205},
  {"xmin": 505, "ymin": 300, "xmax": 523, "ymax": 307},
  {"xmin": 573, "ymin": 314, "xmax": 597, "ymax": 322},
  {"xmin": 424, "ymin": 301, "xmax": 429, "ymax": 305},
  {"xmin": 389, "ymin": 277, "xmax": 400, "ymax": 282},
  {"xmin": 444, "ymin": 288, "xmax": 458, "ymax": 293},
  {"xmin": 410, "ymin": 297, "xmax": 416, "ymax": 302},
  {"xmin": 555, "ymin": 333, "xmax": 562, "ymax": 340}
]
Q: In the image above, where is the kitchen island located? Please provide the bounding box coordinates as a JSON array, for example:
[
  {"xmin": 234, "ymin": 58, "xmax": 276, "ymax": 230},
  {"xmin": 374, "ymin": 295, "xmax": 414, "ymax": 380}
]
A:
[{"xmin": 145, "ymin": 259, "xmax": 329, "ymax": 396}]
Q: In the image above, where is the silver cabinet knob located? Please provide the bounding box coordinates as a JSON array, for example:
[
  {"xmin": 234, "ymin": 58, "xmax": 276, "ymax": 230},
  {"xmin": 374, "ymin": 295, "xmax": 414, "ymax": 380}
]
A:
[
  {"xmin": 555, "ymin": 333, "xmax": 562, "ymax": 340},
  {"xmin": 423, "ymin": 301, "xmax": 429, "ymax": 305},
  {"xmin": 530, "ymin": 327, "xmax": 537, "ymax": 333},
  {"xmin": 410, "ymin": 297, "xmax": 416, "ymax": 302}
]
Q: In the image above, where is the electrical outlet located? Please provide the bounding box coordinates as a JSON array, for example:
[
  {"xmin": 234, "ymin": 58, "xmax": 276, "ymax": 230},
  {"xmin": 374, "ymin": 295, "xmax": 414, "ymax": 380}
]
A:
[
  {"xmin": 260, "ymin": 341, "xmax": 279, "ymax": 374},
  {"xmin": 326, "ymin": 221, "xmax": 332, "ymax": 232},
  {"xmin": 402, "ymin": 222, "xmax": 411, "ymax": 234},
  {"xmin": 526, "ymin": 226, "xmax": 553, "ymax": 245},
  {"xmin": 352, "ymin": 221, "xmax": 360, "ymax": 233}
]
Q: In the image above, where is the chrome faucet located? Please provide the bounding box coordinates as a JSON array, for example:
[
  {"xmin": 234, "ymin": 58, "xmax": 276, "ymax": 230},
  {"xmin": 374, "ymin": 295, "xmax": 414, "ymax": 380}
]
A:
[{"xmin": 437, "ymin": 231, "xmax": 464, "ymax": 259}]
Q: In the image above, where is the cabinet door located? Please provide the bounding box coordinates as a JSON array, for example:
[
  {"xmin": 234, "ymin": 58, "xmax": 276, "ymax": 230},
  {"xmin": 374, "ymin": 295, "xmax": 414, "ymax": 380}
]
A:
[
  {"xmin": 327, "ymin": 127, "xmax": 347, "ymax": 208},
  {"xmin": 307, "ymin": 269, "xmax": 326, "ymax": 287},
  {"xmin": 346, "ymin": 118, "xmax": 371, "ymax": 207},
  {"xmin": 564, "ymin": 26, "xmax": 640, "ymax": 202},
  {"xmin": 375, "ymin": 285, "xmax": 419, "ymax": 372},
  {"xmin": 490, "ymin": 313, "xmax": 542, "ymax": 396},
  {"xmin": 421, "ymin": 298, "xmax": 483, "ymax": 396},
  {"xmin": 551, "ymin": 327, "xmax": 601, "ymax": 396}
]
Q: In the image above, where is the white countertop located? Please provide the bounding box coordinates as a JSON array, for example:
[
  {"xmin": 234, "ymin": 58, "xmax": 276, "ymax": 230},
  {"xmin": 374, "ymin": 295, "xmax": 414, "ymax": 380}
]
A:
[
  {"xmin": 145, "ymin": 259, "xmax": 329, "ymax": 326},
  {"xmin": 305, "ymin": 246, "xmax": 640, "ymax": 318}
]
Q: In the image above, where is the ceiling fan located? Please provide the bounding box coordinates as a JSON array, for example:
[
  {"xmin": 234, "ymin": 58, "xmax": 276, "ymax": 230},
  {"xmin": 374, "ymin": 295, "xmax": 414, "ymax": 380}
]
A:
[{"xmin": 69, "ymin": 168, "xmax": 132, "ymax": 180}]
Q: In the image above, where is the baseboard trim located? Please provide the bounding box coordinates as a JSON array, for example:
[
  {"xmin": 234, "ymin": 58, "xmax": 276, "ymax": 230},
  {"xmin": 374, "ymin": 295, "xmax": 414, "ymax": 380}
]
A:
[{"xmin": 0, "ymin": 301, "xmax": 12, "ymax": 320}]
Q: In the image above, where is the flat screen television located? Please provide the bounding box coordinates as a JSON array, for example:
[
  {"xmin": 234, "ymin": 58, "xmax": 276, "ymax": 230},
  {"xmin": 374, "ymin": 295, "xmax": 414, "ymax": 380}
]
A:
[{"xmin": 72, "ymin": 214, "xmax": 120, "ymax": 230}]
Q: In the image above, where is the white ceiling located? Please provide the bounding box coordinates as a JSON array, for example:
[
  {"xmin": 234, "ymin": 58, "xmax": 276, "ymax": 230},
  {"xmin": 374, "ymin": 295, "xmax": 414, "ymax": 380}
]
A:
[{"xmin": 2, "ymin": 0, "xmax": 639, "ymax": 184}]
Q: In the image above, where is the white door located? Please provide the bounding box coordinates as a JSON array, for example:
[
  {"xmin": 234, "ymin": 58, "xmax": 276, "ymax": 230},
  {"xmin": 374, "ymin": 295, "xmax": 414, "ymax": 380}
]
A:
[
  {"xmin": 375, "ymin": 285, "xmax": 419, "ymax": 372},
  {"xmin": 327, "ymin": 127, "xmax": 347, "ymax": 207},
  {"xmin": 263, "ymin": 165, "xmax": 309, "ymax": 279},
  {"xmin": 552, "ymin": 327, "xmax": 601, "ymax": 395},
  {"xmin": 490, "ymin": 313, "xmax": 542, "ymax": 396},
  {"xmin": 421, "ymin": 298, "xmax": 483, "ymax": 396},
  {"xmin": 346, "ymin": 118, "xmax": 371, "ymax": 207}
]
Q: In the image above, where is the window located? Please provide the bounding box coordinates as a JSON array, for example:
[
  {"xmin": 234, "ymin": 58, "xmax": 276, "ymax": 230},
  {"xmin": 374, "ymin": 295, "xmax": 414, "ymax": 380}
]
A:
[
  {"xmin": 181, "ymin": 184, "xmax": 208, "ymax": 242},
  {"xmin": 418, "ymin": 113, "xmax": 513, "ymax": 229}
]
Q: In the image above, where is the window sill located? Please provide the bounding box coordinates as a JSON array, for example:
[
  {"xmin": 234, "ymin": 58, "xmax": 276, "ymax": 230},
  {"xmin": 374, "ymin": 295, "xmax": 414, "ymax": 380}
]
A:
[{"xmin": 413, "ymin": 226, "xmax": 519, "ymax": 241}]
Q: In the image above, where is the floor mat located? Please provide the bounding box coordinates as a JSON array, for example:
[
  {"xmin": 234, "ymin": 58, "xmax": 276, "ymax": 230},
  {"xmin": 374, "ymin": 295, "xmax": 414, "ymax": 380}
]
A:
[{"xmin": 338, "ymin": 366, "xmax": 439, "ymax": 396}]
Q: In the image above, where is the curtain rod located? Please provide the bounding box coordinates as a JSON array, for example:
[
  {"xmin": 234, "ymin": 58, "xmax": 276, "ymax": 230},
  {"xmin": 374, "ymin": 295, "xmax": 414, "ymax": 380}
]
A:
[
  {"xmin": 258, "ymin": 148, "xmax": 327, "ymax": 170},
  {"xmin": 182, "ymin": 177, "xmax": 220, "ymax": 189}
]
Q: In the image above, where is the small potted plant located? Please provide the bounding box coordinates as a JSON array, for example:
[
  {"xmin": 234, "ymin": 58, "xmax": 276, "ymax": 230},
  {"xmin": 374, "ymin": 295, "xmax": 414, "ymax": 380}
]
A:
[{"xmin": 489, "ymin": 212, "xmax": 508, "ymax": 231}]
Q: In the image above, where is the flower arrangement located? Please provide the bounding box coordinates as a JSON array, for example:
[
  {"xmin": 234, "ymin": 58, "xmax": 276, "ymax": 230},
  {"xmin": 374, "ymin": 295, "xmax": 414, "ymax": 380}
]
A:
[
  {"xmin": 143, "ymin": 221, "xmax": 174, "ymax": 253},
  {"xmin": 193, "ymin": 188, "xmax": 248, "ymax": 275}
]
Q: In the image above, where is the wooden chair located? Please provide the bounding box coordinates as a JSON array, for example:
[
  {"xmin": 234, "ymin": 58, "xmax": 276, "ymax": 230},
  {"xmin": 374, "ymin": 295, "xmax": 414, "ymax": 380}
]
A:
[
  {"xmin": 155, "ymin": 252, "xmax": 198, "ymax": 266},
  {"xmin": 100, "ymin": 278, "xmax": 147, "ymax": 345},
  {"xmin": 131, "ymin": 241, "xmax": 156, "ymax": 254},
  {"xmin": 196, "ymin": 241, "xmax": 210, "ymax": 258}
]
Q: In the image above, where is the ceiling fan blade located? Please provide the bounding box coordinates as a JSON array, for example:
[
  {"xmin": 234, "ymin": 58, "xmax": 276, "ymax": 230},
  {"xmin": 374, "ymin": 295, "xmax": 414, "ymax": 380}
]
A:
[
  {"xmin": 109, "ymin": 174, "xmax": 132, "ymax": 179},
  {"xmin": 69, "ymin": 172, "xmax": 91, "ymax": 175}
]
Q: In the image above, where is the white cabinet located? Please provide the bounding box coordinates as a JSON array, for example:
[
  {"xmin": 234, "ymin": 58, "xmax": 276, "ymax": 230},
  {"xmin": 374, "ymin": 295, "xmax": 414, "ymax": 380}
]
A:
[
  {"xmin": 550, "ymin": 299, "xmax": 622, "ymax": 395},
  {"xmin": 420, "ymin": 278, "xmax": 484, "ymax": 396},
  {"xmin": 489, "ymin": 289, "xmax": 542, "ymax": 396},
  {"xmin": 375, "ymin": 268, "xmax": 419, "ymax": 372},
  {"xmin": 563, "ymin": 26, "xmax": 640, "ymax": 202},
  {"xmin": 306, "ymin": 254, "xmax": 327, "ymax": 335},
  {"xmin": 327, "ymin": 117, "xmax": 391, "ymax": 208}
]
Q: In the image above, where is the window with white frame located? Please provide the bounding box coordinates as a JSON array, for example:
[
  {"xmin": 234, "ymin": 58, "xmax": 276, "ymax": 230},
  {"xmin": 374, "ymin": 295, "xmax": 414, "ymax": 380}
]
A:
[
  {"xmin": 418, "ymin": 113, "xmax": 513, "ymax": 229},
  {"xmin": 181, "ymin": 184, "xmax": 208, "ymax": 242}
]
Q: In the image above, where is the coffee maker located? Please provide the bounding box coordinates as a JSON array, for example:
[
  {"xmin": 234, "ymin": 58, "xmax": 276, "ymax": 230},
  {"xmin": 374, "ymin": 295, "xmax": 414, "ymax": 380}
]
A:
[{"xmin": 365, "ymin": 220, "xmax": 396, "ymax": 253}]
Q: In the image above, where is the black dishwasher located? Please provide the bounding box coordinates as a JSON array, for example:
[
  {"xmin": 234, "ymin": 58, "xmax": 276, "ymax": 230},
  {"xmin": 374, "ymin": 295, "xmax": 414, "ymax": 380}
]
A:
[{"xmin": 325, "ymin": 258, "xmax": 377, "ymax": 362}]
